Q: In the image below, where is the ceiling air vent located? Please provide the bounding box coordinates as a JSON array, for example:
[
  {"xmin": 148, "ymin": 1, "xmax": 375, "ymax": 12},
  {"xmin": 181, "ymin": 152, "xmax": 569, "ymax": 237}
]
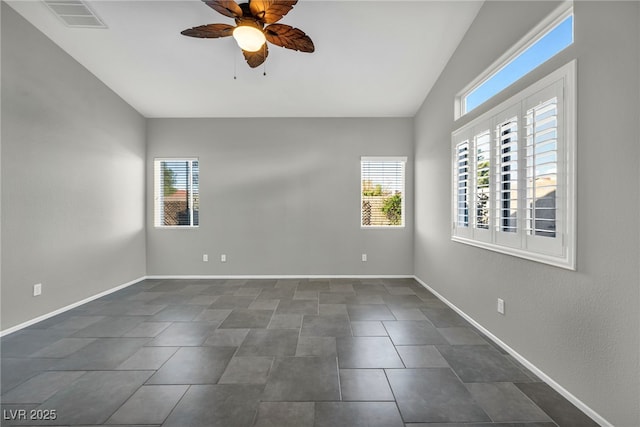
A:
[{"xmin": 43, "ymin": 0, "xmax": 107, "ymax": 28}]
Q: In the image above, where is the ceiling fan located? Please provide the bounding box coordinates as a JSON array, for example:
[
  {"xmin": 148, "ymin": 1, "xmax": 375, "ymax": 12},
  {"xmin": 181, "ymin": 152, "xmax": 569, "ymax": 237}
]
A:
[{"xmin": 181, "ymin": 0, "xmax": 314, "ymax": 68}]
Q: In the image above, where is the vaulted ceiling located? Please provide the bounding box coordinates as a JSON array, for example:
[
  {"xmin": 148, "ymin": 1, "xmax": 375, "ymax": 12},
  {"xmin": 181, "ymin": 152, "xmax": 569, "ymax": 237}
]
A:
[{"xmin": 7, "ymin": 0, "xmax": 483, "ymax": 118}]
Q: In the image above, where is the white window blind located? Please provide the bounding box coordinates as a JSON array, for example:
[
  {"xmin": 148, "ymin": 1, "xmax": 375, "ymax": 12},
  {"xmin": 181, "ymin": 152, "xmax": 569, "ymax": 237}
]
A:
[
  {"xmin": 361, "ymin": 157, "xmax": 406, "ymax": 227},
  {"xmin": 154, "ymin": 159, "xmax": 199, "ymax": 227},
  {"xmin": 451, "ymin": 61, "xmax": 575, "ymax": 269}
]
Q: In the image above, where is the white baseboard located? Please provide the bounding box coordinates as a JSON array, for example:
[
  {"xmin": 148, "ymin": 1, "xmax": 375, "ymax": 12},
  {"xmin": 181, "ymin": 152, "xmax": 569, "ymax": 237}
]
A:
[
  {"xmin": 413, "ymin": 275, "xmax": 612, "ymax": 427},
  {"xmin": 146, "ymin": 274, "xmax": 414, "ymax": 280},
  {"xmin": 0, "ymin": 276, "xmax": 147, "ymax": 337}
]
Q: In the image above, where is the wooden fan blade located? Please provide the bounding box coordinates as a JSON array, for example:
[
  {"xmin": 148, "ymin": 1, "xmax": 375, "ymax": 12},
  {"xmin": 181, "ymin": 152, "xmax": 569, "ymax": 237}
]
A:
[
  {"xmin": 243, "ymin": 45, "xmax": 269, "ymax": 68},
  {"xmin": 265, "ymin": 23, "xmax": 314, "ymax": 52},
  {"xmin": 181, "ymin": 23, "xmax": 235, "ymax": 38},
  {"xmin": 204, "ymin": 0, "xmax": 243, "ymax": 18},
  {"xmin": 249, "ymin": 0, "xmax": 297, "ymax": 24}
]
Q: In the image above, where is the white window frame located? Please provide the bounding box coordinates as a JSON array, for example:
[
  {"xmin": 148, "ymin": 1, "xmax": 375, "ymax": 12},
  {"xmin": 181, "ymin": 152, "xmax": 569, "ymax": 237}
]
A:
[
  {"xmin": 455, "ymin": 2, "xmax": 574, "ymax": 119},
  {"xmin": 154, "ymin": 158, "xmax": 199, "ymax": 228},
  {"xmin": 361, "ymin": 156, "xmax": 407, "ymax": 229},
  {"xmin": 451, "ymin": 61, "xmax": 576, "ymax": 270}
]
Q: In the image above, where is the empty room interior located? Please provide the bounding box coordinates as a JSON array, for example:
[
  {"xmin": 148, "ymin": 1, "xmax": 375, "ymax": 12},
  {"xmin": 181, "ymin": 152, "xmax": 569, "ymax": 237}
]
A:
[{"xmin": 1, "ymin": 0, "xmax": 639, "ymax": 426}]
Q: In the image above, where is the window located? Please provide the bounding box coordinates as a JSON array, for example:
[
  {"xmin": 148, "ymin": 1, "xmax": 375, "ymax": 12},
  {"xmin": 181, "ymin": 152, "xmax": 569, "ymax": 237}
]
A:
[
  {"xmin": 457, "ymin": 4, "xmax": 573, "ymax": 117},
  {"xmin": 451, "ymin": 61, "xmax": 575, "ymax": 269},
  {"xmin": 361, "ymin": 157, "xmax": 406, "ymax": 227},
  {"xmin": 154, "ymin": 159, "xmax": 199, "ymax": 227}
]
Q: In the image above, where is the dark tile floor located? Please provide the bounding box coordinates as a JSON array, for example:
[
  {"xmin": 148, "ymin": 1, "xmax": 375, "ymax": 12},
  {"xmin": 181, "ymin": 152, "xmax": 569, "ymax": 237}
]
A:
[{"xmin": 0, "ymin": 278, "xmax": 600, "ymax": 427}]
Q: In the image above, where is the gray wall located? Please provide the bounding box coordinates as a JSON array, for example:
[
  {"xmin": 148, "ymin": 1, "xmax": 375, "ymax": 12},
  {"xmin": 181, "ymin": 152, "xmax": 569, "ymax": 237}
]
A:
[
  {"xmin": 1, "ymin": 3, "xmax": 147, "ymax": 330},
  {"xmin": 146, "ymin": 118, "xmax": 414, "ymax": 276},
  {"xmin": 414, "ymin": 2, "xmax": 639, "ymax": 426}
]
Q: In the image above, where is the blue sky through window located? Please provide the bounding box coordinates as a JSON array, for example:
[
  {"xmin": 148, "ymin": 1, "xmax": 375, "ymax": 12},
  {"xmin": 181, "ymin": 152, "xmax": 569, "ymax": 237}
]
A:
[{"xmin": 465, "ymin": 15, "xmax": 573, "ymax": 113}]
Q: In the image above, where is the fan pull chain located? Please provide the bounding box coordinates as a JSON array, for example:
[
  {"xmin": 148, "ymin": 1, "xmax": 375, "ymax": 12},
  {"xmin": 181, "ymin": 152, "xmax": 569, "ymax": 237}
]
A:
[
  {"xmin": 263, "ymin": 44, "xmax": 267, "ymax": 76},
  {"xmin": 233, "ymin": 50, "xmax": 238, "ymax": 80}
]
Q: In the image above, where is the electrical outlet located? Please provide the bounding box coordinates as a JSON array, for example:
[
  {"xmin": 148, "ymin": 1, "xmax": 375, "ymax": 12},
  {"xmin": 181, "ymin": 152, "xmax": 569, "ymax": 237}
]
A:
[
  {"xmin": 33, "ymin": 283, "xmax": 42, "ymax": 297},
  {"xmin": 221, "ymin": 254, "xmax": 227, "ymax": 263},
  {"xmin": 203, "ymin": 254, "xmax": 209, "ymax": 262},
  {"xmin": 497, "ymin": 298, "xmax": 505, "ymax": 315},
  {"xmin": 361, "ymin": 253, "xmax": 367, "ymax": 262}
]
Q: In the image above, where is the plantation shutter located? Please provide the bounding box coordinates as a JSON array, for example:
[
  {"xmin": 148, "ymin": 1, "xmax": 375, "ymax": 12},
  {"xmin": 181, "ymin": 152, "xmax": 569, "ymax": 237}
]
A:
[
  {"xmin": 455, "ymin": 141, "xmax": 470, "ymax": 228},
  {"xmin": 473, "ymin": 129, "xmax": 491, "ymax": 231},
  {"xmin": 525, "ymin": 97, "xmax": 558, "ymax": 238},
  {"xmin": 496, "ymin": 117, "xmax": 519, "ymax": 234},
  {"xmin": 452, "ymin": 62, "xmax": 574, "ymax": 269}
]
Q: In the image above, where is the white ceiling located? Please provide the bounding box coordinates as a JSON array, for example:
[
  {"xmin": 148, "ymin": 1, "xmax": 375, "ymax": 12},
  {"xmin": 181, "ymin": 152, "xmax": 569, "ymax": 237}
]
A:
[{"xmin": 7, "ymin": 0, "xmax": 483, "ymax": 118}]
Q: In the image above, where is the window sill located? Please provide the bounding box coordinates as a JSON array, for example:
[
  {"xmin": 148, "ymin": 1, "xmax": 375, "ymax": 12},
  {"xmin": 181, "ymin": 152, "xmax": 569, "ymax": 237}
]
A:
[{"xmin": 451, "ymin": 235, "xmax": 575, "ymax": 270}]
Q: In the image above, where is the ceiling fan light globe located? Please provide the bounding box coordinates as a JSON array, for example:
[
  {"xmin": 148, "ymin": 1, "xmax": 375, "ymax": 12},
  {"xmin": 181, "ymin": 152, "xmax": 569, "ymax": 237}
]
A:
[{"xmin": 233, "ymin": 26, "xmax": 266, "ymax": 52}]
